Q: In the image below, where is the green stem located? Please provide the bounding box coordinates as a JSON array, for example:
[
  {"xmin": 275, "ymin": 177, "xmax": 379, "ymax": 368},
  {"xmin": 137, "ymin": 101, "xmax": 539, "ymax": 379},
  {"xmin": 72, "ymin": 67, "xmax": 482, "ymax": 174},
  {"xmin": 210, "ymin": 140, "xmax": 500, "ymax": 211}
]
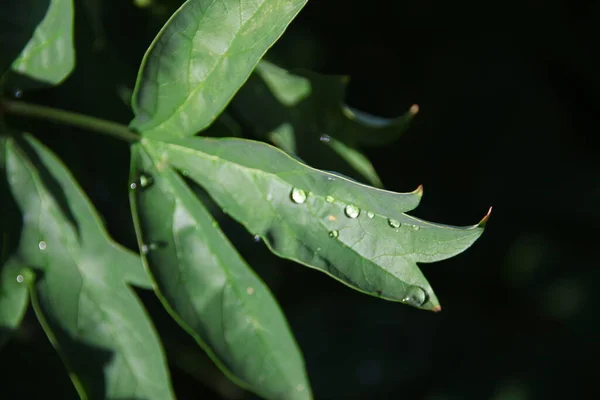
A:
[{"xmin": 1, "ymin": 100, "xmax": 140, "ymax": 142}]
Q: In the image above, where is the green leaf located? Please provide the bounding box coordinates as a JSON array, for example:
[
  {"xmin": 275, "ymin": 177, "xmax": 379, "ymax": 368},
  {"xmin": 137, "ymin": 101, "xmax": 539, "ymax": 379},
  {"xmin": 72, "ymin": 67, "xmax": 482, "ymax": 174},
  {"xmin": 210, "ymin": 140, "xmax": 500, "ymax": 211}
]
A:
[
  {"xmin": 5, "ymin": 134, "xmax": 173, "ymax": 399},
  {"xmin": 130, "ymin": 0, "xmax": 308, "ymax": 139},
  {"xmin": 0, "ymin": 257, "xmax": 29, "ymax": 348},
  {"xmin": 10, "ymin": 0, "xmax": 75, "ymax": 85},
  {"xmin": 143, "ymin": 136, "xmax": 491, "ymax": 311},
  {"xmin": 129, "ymin": 143, "xmax": 312, "ymax": 400},
  {"xmin": 229, "ymin": 61, "xmax": 417, "ymax": 186}
]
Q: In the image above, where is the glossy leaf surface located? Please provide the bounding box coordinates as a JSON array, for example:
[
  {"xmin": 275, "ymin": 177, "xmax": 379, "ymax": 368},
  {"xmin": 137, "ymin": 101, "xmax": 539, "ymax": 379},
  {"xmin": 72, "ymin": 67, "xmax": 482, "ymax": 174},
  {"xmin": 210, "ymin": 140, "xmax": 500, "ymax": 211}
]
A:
[
  {"xmin": 144, "ymin": 136, "xmax": 490, "ymax": 311},
  {"xmin": 10, "ymin": 0, "xmax": 75, "ymax": 85},
  {"xmin": 5, "ymin": 134, "xmax": 172, "ymax": 399},
  {"xmin": 129, "ymin": 143, "xmax": 311, "ymax": 399},
  {"xmin": 130, "ymin": 0, "xmax": 308, "ymax": 139}
]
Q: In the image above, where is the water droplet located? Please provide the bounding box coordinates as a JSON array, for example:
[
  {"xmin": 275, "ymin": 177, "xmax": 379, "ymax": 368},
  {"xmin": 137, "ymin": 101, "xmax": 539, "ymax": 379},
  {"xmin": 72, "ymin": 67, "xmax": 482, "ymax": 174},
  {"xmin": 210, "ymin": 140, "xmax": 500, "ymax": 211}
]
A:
[
  {"xmin": 327, "ymin": 176, "xmax": 335, "ymax": 181},
  {"xmin": 246, "ymin": 287, "xmax": 255, "ymax": 295},
  {"xmin": 13, "ymin": 89, "xmax": 23, "ymax": 98},
  {"xmin": 329, "ymin": 230, "xmax": 339, "ymax": 238},
  {"xmin": 344, "ymin": 204, "xmax": 360, "ymax": 218},
  {"xmin": 367, "ymin": 211, "xmax": 375, "ymax": 219},
  {"xmin": 139, "ymin": 174, "xmax": 154, "ymax": 188},
  {"xmin": 326, "ymin": 195, "xmax": 335, "ymax": 203},
  {"xmin": 402, "ymin": 286, "xmax": 428, "ymax": 306},
  {"xmin": 38, "ymin": 241, "xmax": 47, "ymax": 251},
  {"xmin": 253, "ymin": 234, "xmax": 261, "ymax": 243},
  {"xmin": 129, "ymin": 182, "xmax": 137, "ymax": 190},
  {"xmin": 290, "ymin": 187, "xmax": 307, "ymax": 204},
  {"xmin": 388, "ymin": 218, "xmax": 400, "ymax": 228},
  {"xmin": 16, "ymin": 275, "xmax": 24, "ymax": 283},
  {"xmin": 141, "ymin": 242, "xmax": 162, "ymax": 254},
  {"xmin": 412, "ymin": 225, "xmax": 420, "ymax": 231},
  {"xmin": 320, "ymin": 134, "xmax": 331, "ymax": 143}
]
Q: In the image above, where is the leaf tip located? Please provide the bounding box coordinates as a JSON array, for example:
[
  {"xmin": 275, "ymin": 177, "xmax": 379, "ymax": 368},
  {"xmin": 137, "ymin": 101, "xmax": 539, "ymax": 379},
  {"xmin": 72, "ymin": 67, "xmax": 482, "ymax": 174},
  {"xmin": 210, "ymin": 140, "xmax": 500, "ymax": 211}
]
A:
[
  {"xmin": 409, "ymin": 104, "xmax": 419, "ymax": 115},
  {"xmin": 477, "ymin": 206, "xmax": 493, "ymax": 228},
  {"xmin": 413, "ymin": 184, "xmax": 424, "ymax": 197},
  {"xmin": 432, "ymin": 305, "xmax": 442, "ymax": 313}
]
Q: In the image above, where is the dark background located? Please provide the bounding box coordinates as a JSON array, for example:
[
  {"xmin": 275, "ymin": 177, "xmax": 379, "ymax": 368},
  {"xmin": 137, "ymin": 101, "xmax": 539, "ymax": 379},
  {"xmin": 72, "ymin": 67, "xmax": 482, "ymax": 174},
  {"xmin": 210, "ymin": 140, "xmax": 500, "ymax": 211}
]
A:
[{"xmin": 1, "ymin": 0, "xmax": 599, "ymax": 399}]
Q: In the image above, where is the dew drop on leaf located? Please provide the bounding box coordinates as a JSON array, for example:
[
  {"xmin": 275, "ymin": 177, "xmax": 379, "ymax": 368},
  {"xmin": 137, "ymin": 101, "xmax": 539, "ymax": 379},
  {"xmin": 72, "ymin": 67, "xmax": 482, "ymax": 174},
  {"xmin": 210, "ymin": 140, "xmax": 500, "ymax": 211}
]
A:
[
  {"xmin": 402, "ymin": 286, "xmax": 428, "ymax": 306},
  {"xmin": 319, "ymin": 134, "xmax": 331, "ymax": 143},
  {"xmin": 141, "ymin": 242, "xmax": 162, "ymax": 254},
  {"xmin": 38, "ymin": 241, "xmax": 47, "ymax": 251},
  {"xmin": 16, "ymin": 275, "xmax": 24, "ymax": 283},
  {"xmin": 367, "ymin": 211, "xmax": 375, "ymax": 219},
  {"xmin": 253, "ymin": 234, "xmax": 261, "ymax": 243},
  {"xmin": 412, "ymin": 225, "xmax": 420, "ymax": 231},
  {"xmin": 388, "ymin": 218, "xmax": 400, "ymax": 228},
  {"xmin": 139, "ymin": 174, "xmax": 154, "ymax": 188},
  {"xmin": 326, "ymin": 195, "xmax": 335, "ymax": 203},
  {"xmin": 344, "ymin": 204, "xmax": 360, "ymax": 218},
  {"xmin": 290, "ymin": 187, "xmax": 307, "ymax": 204},
  {"xmin": 13, "ymin": 89, "xmax": 23, "ymax": 98},
  {"xmin": 329, "ymin": 230, "xmax": 339, "ymax": 238}
]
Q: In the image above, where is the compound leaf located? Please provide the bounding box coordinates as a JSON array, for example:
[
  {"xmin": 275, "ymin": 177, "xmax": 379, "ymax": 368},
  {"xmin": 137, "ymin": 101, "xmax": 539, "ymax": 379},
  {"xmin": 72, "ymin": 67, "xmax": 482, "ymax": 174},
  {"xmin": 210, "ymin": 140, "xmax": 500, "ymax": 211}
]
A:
[
  {"xmin": 5, "ymin": 134, "xmax": 173, "ymax": 399},
  {"xmin": 143, "ymin": 136, "xmax": 490, "ymax": 311}
]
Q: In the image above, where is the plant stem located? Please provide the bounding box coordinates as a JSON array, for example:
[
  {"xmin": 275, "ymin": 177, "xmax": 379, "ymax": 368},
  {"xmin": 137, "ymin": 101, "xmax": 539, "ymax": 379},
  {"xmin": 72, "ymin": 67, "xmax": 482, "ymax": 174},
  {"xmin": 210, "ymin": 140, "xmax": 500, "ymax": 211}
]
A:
[{"xmin": 1, "ymin": 100, "xmax": 140, "ymax": 142}]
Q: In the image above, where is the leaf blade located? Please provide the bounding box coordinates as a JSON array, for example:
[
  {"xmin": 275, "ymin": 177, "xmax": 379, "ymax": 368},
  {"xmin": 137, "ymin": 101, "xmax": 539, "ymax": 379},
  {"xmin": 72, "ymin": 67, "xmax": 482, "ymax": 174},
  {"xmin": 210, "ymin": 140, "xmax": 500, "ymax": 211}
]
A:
[
  {"xmin": 5, "ymin": 135, "xmax": 173, "ymax": 399},
  {"xmin": 146, "ymin": 136, "xmax": 488, "ymax": 311},
  {"xmin": 10, "ymin": 0, "xmax": 75, "ymax": 85},
  {"xmin": 130, "ymin": 0, "xmax": 308, "ymax": 139},
  {"xmin": 129, "ymin": 143, "xmax": 312, "ymax": 399},
  {"xmin": 0, "ymin": 257, "xmax": 29, "ymax": 348}
]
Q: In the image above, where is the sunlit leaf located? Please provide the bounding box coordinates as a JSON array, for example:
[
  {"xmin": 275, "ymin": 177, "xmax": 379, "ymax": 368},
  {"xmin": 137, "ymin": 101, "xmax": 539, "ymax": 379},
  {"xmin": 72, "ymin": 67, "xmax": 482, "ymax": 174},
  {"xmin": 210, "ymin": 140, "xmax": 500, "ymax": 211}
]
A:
[
  {"xmin": 130, "ymin": 143, "xmax": 312, "ymax": 399},
  {"xmin": 143, "ymin": 136, "xmax": 490, "ymax": 311},
  {"xmin": 130, "ymin": 0, "xmax": 308, "ymax": 139},
  {"xmin": 5, "ymin": 134, "xmax": 173, "ymax": 399}
]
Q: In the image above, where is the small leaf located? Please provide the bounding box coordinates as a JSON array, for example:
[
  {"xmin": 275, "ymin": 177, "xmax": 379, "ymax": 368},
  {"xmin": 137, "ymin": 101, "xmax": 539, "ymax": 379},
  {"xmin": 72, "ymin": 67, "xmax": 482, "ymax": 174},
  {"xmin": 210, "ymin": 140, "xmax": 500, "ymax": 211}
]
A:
[
  {"xmin": 5, "ymin": 134, "xmax": 173, "ymax": 399},
  {"xmin": 10, "ymin": 0, "xmax": 75, "ymax": 85},
  {"xmin": 130, "ymin": 0, "xmax": 308, "ymax": 139},
  {"xmin": 145, "ymin": 136, "xmax": 489, "ymax": 311},
  {"xmin": 129, "ymin": 143, "xmax": 312, "ymax": 399},
  {"xmin": 229, "ymin": 61, "xmax": 416, "ymax": 186},
  {"xmin": 0, "ymin": 257, "xmax": 29, "ymax": 348}
]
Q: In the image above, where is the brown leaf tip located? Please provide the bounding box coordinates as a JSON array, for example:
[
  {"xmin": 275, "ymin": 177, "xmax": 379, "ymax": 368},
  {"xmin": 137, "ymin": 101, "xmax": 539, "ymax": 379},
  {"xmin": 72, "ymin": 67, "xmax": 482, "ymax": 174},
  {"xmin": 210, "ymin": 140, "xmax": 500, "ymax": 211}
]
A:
[
  {"xmin": 432, "ymin": 305, "xmax": 442, "ymax": 313},
  {"xmin": 409, "ymin": 104, "xmax": 419, "ymax": 115},
  {"xmin": 413, "ymin": 184, "xmax": 424, "ymax": 197},
  {"xmin": 477, "ymin": 206, "xmax": 493, "ymax": 228}
]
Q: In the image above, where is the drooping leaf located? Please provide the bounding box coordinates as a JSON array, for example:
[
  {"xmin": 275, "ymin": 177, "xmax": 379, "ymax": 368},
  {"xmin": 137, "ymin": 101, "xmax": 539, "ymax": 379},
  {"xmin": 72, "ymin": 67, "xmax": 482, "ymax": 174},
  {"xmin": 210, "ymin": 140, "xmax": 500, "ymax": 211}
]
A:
[
  {"xmin": 143, "ymin": 136, "xmax": 490, "ymax": 311},
  {"xmin": 0, "ymin": 257, "xmax": 29, "ymax": 348},
  {"xmin": 4, "ymin": 134, "xmax": 173, "ymax": 399},
  {"xmin": 130, "ymin": 0, "xmax": 308, "ymax": 139},
  {"xmin": 10, "ymin": 0, "xmax": 75, "ymax": 85},
  {"xmin": 229, "ymin": 61, "xmax": 418, "ymax": 186},
  {"xmin": 129, "ymin": 143, "xmax": 312, "ymax": 399}
]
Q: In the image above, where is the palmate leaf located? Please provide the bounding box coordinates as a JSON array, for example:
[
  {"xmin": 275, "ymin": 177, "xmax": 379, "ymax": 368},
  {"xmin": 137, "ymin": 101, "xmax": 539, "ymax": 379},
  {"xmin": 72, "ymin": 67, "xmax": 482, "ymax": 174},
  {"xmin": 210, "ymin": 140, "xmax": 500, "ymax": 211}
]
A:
[
  {"xmin": 130, "ymin": 0, "xmax": 308, "ymax": 139},
  {"xmin": 129, "ymin": 143, "xmax": 311, "ymax": 400},
  {"xmin": 229, "ymin": 60, "xmax": 418, "ymax": 187},
  {"xmin": 142, "ymin": 136, "xmax": 490, "ymax": 311},
  {"xmin": 10, "ymin": 0, "xmax": 75, "ymax": 85},
  {"xmin": 4, "ymin": 134, "xmax": 173, "ymax": 399}
]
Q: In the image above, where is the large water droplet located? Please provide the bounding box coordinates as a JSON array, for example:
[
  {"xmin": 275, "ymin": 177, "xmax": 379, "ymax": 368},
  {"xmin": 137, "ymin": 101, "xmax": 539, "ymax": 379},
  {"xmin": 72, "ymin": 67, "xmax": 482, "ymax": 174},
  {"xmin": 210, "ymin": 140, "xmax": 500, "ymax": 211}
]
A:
[
  {"xmin": 16, "ymin": 275, "xmax": 24, "ymax": 283},
  {"xmin": 367, "ymin": 211, "xmax": 375, "ymax": 219},
  {"xmin": 388, "ymin": 219, "xmax": 400, "ymax": 228},
  {"xmin": 326, "ymin": 195, "xmax": 335, "ymax": 203},
  {"xmin": 402, "ymin": 286, "xmax": 428, "ymax": 306},
  {"xmin": 253, "ymin": 234, "xmax": 261, "ymax": 243},
  {"xmin": 38, "ymin": 241, "xmax": 47, "ymax": 251},
  {"xmin": 344, "ymin": 204, "xmax": 360, "ymax": 218},
  {"xmin": 320, "ymin": 134, "xmax": 331, "ymax": 143},
  {"xmin": 329, "ymin": 230, "xmax": 339, "ymax": 238},
  {"xmin": 290, "ymin": 187, "xmax": 307, "ymax": 204}
]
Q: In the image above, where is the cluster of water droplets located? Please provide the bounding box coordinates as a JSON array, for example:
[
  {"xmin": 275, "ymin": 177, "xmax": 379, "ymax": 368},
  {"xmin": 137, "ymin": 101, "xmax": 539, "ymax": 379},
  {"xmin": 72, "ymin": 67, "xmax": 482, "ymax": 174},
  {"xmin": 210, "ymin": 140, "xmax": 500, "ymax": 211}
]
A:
[{"xmin": 130, "ymin": 173, "xmax": 154, "ymax": 190}]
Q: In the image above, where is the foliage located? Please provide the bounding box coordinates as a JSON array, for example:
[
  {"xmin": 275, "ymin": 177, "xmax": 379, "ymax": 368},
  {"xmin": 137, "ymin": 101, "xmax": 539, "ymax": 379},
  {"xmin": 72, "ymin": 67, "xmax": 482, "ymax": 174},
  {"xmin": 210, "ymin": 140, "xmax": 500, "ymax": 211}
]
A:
[{"xmin": 0, "ymin": 1, "xmax": 489, "ymax": 399}]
